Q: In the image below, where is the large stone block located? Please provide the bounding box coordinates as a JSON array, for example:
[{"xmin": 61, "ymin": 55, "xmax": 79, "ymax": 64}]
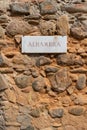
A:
[
  {"xmin": 6, "ymin": 20, "xmax": 36, "ymax": 37},
  {"xmin": 57, "ymin": 54, "xmax": 84, "ymax": 66},
  {"xmin": 10, "ymin": 2, "xmax": 30, "ymax": 14},
  {"xmin": 62, "ymin": 3, "xmax": 87, "ymax": 13},
  {"xmin": 70, "ymin": 22, "xmax": 87, "ymax": 39},
  {"xmin": 40, "ymin": 0, "xmax": 57, "ymax": 15},
  {"xmin": 15, "ymin": 74, "xmax": 33, "ymax": 89},
  {"xmin": 48, "ymin": 108, "xmax": 64, "ymax": 118},
  {"xmin": 49, "ymin": 68, "xmax": 72, "ymax": 93},
  {"xmin": 68, "ymin": 106, "xmax": 86, "ymax": 116}
]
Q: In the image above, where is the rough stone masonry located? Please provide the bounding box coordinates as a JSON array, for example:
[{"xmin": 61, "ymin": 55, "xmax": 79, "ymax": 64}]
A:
[{"xmin": 0, "ymin": 0, "xmax": 87, "ymax": 130}]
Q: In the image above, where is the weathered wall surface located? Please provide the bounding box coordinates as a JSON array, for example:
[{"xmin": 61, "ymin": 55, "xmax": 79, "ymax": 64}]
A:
[{"xmin": 0, "ymin": 0, "xmax": 87, "ymax": 130}]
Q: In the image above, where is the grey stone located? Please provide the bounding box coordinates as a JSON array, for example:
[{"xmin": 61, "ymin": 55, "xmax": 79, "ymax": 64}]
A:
[
  {"xmin": 6, "ymin": 20, "xmax": 34, "ymax": 37},
  {"xmin": 0, "ymin": 54, "xmax": 5, "ymax": 67},
  {"xmin": 48, "ymin": 108, "xmax": 64, "ymax": 118},
  {"xmin": 62, "ymin": 3, "xmax": 87, "ymax": 13},
  {"xmin": 76, "ymin": 74, "xmax": 86, "ymax": 90},
  {"xmin": 12, "ymin": 54, "xmax": 34, "ymax": 67},
  {"xmin": 70, "ymin": 22, "xmax": 87, "ymax": 39},
  {"xmin": 17, "ymin": 115, "xmax": 31, "ymax": 123},
  {"xmin": 0, "ymin": 26, "xmax": 5, "ymax": 38},
  {"xmin": 57, "ymin": 54, "xmax": 84, "ymax": 66},
  {"xmin": 21, "ymin": 125, "xmax": 34, "ymax": 130},
  {"xmin": 0, "ymin": 74, "xmax": 9, "ymax": 91},
  {"xmin": 45, "ymin": 66, "xmax": 58, "ymax": 73},
  {"xmin": 31, "ymin": 69, "xmax": 39, "ymax": 78},
  {"xmin": 0, "ymin": 116, "xmax": 5, "ymax": 125},
  {"xmin": 0, "ymin": 126, "xmax": 5, "ymax": 130},
  {"xmin": 50, "ymin": 68, "xmax": 72, "ymax": 93},
  {"xmin": 10, "ymin": 2, "xmax": 30, "ymax": 14},
  {"xmin": 0, "ymin": 53, "xmax": 12, "ymax": 67},
  {"xmin": 68, "ymin": 106, "xmax": 86, "ymax": 116},
  {"xmin": 0, "ymin": 115, "xmax": 5, "ymax": 130},
  {"xmin": 36, "ymin": 56, "xmax": 51, "ymax": 67},
  {"xmin": 32, "ymin": 76, "xmax": 46, "ymax": 92},
  {"xmin": 30, "ymin": 108, "xmax": 40, "ymax": 118},
  {"xmin": 39, "ymin": 20, "xmax": 56, "ymax": 35},
  {"xmin": 32, "ymin": 71, "xmax": 39, "ymax": 78},
  {"xmin": 19, "ymin": 106, "xmax": 31, "ymax": 115},
  {"xmin": 15, "ymin": 74, "xmax": 33, "ymax": 89},
  {"xmin": 17, "ymin": 115, "xmax": 32, "ymax": 129},
  {"xmin": 40, "ymin": 0, "xmax": 57, "ymax": 15}
]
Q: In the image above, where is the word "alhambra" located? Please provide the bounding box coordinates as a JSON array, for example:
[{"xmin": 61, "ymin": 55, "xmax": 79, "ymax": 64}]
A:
[{"xmin": 28, "ymin": 41, "xmax": 61, "ymax": 47}]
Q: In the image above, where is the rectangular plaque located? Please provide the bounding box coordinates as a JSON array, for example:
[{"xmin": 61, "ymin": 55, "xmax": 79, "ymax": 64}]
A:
[{"xmin": 22, "ymin": 36, "xmax": 67, "ymax": 53}]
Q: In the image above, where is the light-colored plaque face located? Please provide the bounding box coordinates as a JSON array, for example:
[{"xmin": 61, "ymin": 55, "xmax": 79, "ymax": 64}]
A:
[{"xmin": 22, "ymin": 36, "xmax": 67, "ymax": 53}]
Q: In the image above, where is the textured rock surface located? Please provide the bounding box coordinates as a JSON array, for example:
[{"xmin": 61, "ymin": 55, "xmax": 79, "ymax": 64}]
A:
[
  {"xmin": 70, "ymin": 22, "xmax": 87, "ymax": 39},
  {"xmin": 0, "ymin": 26, "xmax": 5, "ymax": 38},
  {"xmin": 6, "ymin": 20, "xmax": 34, "ymax": 36},
  {"xmin": 20, "ymin": 125, "xmax": 34, "ymax": 130},
  {"xmin": 15, "ymin": 74, "xmax": 33, "ymax": 88},
  {"xmin": 48, "ymin": 108, "xmax": 64, "ymax": 118},
  {"xmin": 0, "ymin": 15, "xmax": 10, "ymax": 23},
  {"xmin": 57, "ymin": 54, "xmax": 84, "ymax": 66},
  {"xmin": 10, "ymin": 2, "xmax": 30, "ymax": 14},
  {"xmin": 56, "ymin": 15, "xmax": 69, "ymax": 35},
  {"xmin": 68, "ymin": 106, "xmax": 86, "ymax": 116},
  {"xmin": 40, "ymin": 0, "xmax": 57, "ymax": 14},
  {"xmin": 76, "ymin": 74, "xmax": 86, "ymax": 90},
  {"xmin": 0, "ymin": 0, "xmax": 87, "ymax": 130},
  {"xmin": 39, "ymin": 20, "xmax": 56, "ymax": 35},
  {"xmin": 36, "ymin": 56, "xmax": 51, "ymax": 66},
  {"xmin": 0, "ymin": 53, "xmax": 12, "ymax": 67},
  {"xmin": 50, "ymin": 68, "xmax": 72, "ymax": 93},
  {"xmin": 30, "ymin": 108, "xmax": 40, "ymax": 118},
  {"xmin": 0, "ymin": 74, "xmax": 9, "ymax": 91},
  {"xmin": 32, "ymin": 76, "xmax": 47, "ymax": 92},
  {"xmin": 62, "ymin": 3, "xmax": 87, "ymax": 13}
]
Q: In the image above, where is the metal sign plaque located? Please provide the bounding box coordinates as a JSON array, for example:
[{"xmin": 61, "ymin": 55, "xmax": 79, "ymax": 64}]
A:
[{"xmin": 22, "ymin": 36, "xmax": 67, "ymax": 53}]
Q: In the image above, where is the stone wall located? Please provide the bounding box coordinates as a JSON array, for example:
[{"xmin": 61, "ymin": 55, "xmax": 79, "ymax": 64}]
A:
[{"xmin": 0, "ymin": 0, "xmax": 87, "ymax": 130}]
